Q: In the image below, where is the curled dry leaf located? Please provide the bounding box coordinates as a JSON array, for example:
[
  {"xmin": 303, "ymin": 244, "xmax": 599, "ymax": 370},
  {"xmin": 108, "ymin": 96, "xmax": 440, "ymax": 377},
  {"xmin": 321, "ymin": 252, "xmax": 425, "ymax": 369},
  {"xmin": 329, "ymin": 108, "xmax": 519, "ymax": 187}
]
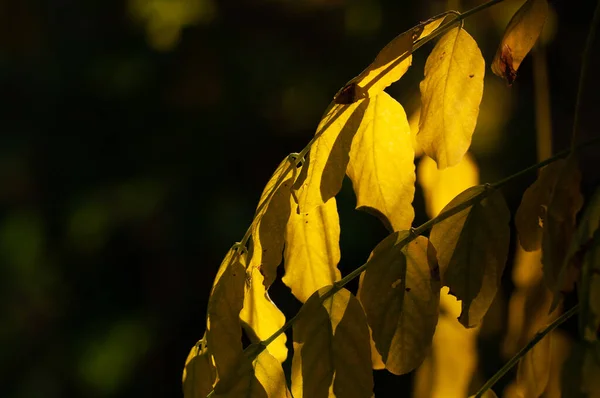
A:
[
  {"xmin": 418, "ymin": 27, "xmax": 485, "ymax": 169},
  {"xmin": 491, "ymin": 0, "xmax": 549, "ymax": 84},
  {"xmin": 430, "ymin": 186, "xmax": 510, "ymax": 328},
  {"xmin": 291, "ymin": 287, "xmax": 373, "ymax": 398},
  {"xmin": 358, "ymin": 232, "xmax": 440, "ymax": 375},
  {"xmin": 346, "ymin": 93, "xmax": 415, "ymax": 232}
]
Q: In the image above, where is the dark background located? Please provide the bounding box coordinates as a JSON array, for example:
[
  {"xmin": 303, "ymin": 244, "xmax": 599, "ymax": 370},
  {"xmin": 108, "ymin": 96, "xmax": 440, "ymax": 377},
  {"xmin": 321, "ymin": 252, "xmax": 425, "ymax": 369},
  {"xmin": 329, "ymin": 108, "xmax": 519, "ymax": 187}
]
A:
[{"xmin": 1, "ymin": 0, "xmax": 598, "ymax": 397}]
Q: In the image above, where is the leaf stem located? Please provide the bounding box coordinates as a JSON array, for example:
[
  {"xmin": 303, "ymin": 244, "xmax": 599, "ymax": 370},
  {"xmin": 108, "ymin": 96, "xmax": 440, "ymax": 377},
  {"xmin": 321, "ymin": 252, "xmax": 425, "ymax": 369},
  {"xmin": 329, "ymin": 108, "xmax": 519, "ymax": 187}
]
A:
[
  {"xmin": 473, "ymin": 305, "xmax": 579, "ymax": 398},
  {"xmin": 571, "ymin": 0, "xmax": 600, "ymax": 149}
]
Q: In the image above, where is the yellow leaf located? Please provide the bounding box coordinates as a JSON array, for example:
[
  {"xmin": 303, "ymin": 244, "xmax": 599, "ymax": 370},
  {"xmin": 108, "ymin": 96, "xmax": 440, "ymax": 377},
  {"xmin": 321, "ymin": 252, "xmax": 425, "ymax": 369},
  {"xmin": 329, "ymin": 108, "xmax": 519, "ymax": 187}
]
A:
[
  {"xmin": 544, "ymin": 330, "xmax": 571, "ymax": 398},
  {"xmin": 346, "ymin": 93, "xmax": 415, "ymax": 232},
  {"xmin": 580, "ymin": 228, "xmax": 600, "ymax": 342},
  {"xmin": 182, "ymin": 340, "xmax": 216, "ymax": 398},
  {"xmin": 214, "ymin": 350, "xmax": 291, "ymax": 398},
  {"xmin": 206, "ymin": 249, "xmax": 247, "ymax": 385},
  {"xmin": 358, "ymin": 232, "xmax": 440, "ymax": 374},
  {"xmin": 562, "ymin": 341, "xmax": 600, "ymax": 397},
  {"xmin": 468, "ymin": 390, "xmax": 498, "ymax": 398},
  {"xmin": 294, "ymin": 101, "xmax": 368, "ymax": 213},
  {"xmin": 417, "ymin": 27, "xmax": 485, "ymax": 169},
  {"xmin": 429, "ymin": 186, "xmax": 510, "ymax": 327},
  {"xmin": 240, "ymin": 267, "xmax": 288, "ymax": 363},
  {"xmin": 515, "ymin": 160, "xmax": 565, "ymax": 252},
  {"xmin": 291, "ymin": 287, "xmax": 373, "ymax": 398},
  {"xmin": 515, "ymin": 331, "xmax": 552, "ymax": 398},
  {"xmin": 417, "ymin": 152, "xmax": 479, "ymax": 218},
  {"xmin": 249, "ymin": 157, "xmax": 295, "ymax": 288},
  {"xmin": 491, "ymin": 0, "xmax": 549, "ymax": 84},
  {"xmin": 542, "ymin": 157, "xmax": 584, "ymax": 307},
  {"xmin": 283, "ymin": 198, "xmax": 341, "ymax": 303}
]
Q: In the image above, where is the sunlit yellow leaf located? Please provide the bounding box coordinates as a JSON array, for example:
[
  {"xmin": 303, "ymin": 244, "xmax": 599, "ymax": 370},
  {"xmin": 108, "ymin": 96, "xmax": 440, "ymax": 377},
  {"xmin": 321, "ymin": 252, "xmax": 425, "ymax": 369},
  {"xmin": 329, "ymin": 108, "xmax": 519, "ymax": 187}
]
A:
[
  {"xmin": 346, "ymin": 93, "xmax": 415, "ymax": 232},
  {"xmin": 417, "ymin": 27, "xmax": 485, "ymax": 169},
  {"xmin": 283, "ymin": 198, "xmax": 341, "ymax": 303},
  {"xmin": 294, "ymin": 101, "xmax": 368, "ymax": 213},
  {"xmin": 291, "ymin": 287, "xmax": 373, "ymax": 398},
  {"xmin": 358, "ymin": 232, "xmax": 440, "ymax": 374},
  {"xmin": 430, "ymin": 186, "xmax": 510, "ymax": 327},
  {"xmin": 206, "ymin": 249, "xmax": 246, "ymax": 385},
  {"xmin": 515, "ymin": 331, "xmax": 551, "ymax": 398},
  {"xmin": 249, "ymin": 157, "xmax": 294, "ymax": 288},
  {"xmin": 542, "ymin": 157, "xmax": 584, "ymax": 307},
  {"xmin": 413, "ymin": 288, "xmax": 479, "ymax": 398},
  {"xmin": 544, "ymin": 330, "xmax": 571, "ymax": 398},
  {"xmin": 214, "ymin": 350, "xmax": 291, "ymax": 398},
  {"xmin": 240, "ymin": 267, "xmax": 287, "ymax": 363},
  {"xmin": 183, "ymin": 340, "xmax": 216, "ymax": 398},
  {"xmin": 417, "ymin": 152, "xmax": 479, "ymax": 218},
  {"xmin": 468, "ymin": 390, "xmax": 498, "ymax": 398},
  {"xmin": 491, "ymin": 0, "xmax": 549, "ymax": 84},
  {"xmin": 515, "ymin": 160, "xmax": 564, "ymax": 252}
]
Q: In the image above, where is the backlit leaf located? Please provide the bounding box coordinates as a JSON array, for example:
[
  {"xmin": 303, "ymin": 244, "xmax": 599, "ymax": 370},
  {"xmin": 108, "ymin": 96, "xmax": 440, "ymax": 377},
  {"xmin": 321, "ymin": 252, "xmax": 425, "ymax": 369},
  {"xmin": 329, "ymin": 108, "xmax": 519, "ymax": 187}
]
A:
[
  {"xmin": 430, "ymin": 186, "xmax": 510, "ymax": 327},
  {"xmin": 283, "ymin": 198, "xmax": 341, "ymax": 303},
  {"xmin": 240, "ymin": 267, "xmax": 287, "ymax": 363},
  {"xmin": 516, "ymin": 331, "xmax": 552, "ymax": 397},
  {"xmin": 249, "ymin": 157, "xmax": 295, "ymax": 288},
  {"xmin": 469, "ymin": 390, "xmax": 498, "ymax": 398},
  {"xmin": 542, "ymin": 157, "xmax": 584, "ymax": 307},
  {"xmin": 346, "ymin": 93, "xmax": 415, "ymax": 232},
  {"xmin": 183, "ymin": 340, "xmax": 216, "ymax": 398},
  {"xmin": 291, "ymin": 287, "xmax": 373, "ymax": 398},
  {"xmin": 293, "ymin": 101, "xmax": 368, "ymax": 213},
  {"xmin": 417, "ymin": 152, "xmax": 479, "ymax": 218},
  {"xmin": 206, "ymin": 249, "xmax": 247, "ymax": 385},
  {"xmin": 491, "ymin": 0, "xmax": 549, "ymax": 84},
  {"xmin": 580, "ymin": 229, "xmax": 600, "ymax": 342},
  {"xmin": 358, "ymin": 232, "xmax": 440, "ymax": 375},
  {"xmin": 515, "ymin": 160, "xmax": 565, "ymax": 252},
  {"xmin": 562, "ymin": 342, "xmax": 600, "ymax": 397},
  {"xmin": 417, "ymin": 27, "xmax": 485, "ymax": 169},
  {"xmin": 214, "ymin": 350, "xmax": 291, "ymax": 398}
]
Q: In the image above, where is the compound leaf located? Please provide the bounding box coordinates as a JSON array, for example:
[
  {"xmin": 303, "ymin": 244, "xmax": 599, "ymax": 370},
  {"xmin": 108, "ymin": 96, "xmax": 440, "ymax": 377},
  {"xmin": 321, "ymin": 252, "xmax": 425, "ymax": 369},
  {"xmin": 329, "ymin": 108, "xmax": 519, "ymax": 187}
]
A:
[
  {"xmin": 418, "ymin": 27, "xmax": 485, "ymax": 169},
  {"xmin": 430, "ymin": 186, "xmax": 510, "ymax": 327},
  {"xmin": 346, "ymin": 93, "xmax": 415, "ymax": 232},
  {"xmin": 358, "ymin": 232, "xmax": 440, "ymax": 374}
]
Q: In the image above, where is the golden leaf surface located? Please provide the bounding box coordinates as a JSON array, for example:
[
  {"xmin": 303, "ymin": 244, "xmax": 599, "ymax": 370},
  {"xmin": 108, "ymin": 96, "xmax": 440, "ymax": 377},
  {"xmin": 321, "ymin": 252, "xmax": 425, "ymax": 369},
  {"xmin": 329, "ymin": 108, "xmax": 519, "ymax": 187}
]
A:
[
  {"xmin": 417, "ymin": 27, "xmax": 485, "ymax": 169},
  {"xmin": 282, "ymin": 198, "xmax": 341, "ymax": 303},
  {"xmin": 214, "ymin": 350, "xmax": 291, "ymax": 398},
  {"xmin": 515, "ymin": 160, "xmax": 565, "ymax": 252},
  {"xmin": 206, "ymin": 249, "xmax": 247, "ymax": 385},
  {"xmin": 358, "ymin": 232, "xmax": 440, "ymax": 375},
  {"xmin": 491, "ymin": 0, "xmax": 549, "ymax": 84},
  {"xmin": 541, "ymin": 157, "xmax": 584, "ymax": 307},
  {"xmin": 430, "ymin": 186, "xmax": 510, "ymax": 328},
  {"xmin": 516, "ymin": 332, "xmax": 552, "ymax": 397},
  {"xmin": 294, "ymin": 101, "xmax": 368, "ymax": 213},
  {"xmin": 468, "ymin": 391, "xmax": 498, "ymax": 398},
  {"xmin": 346, "ymin": 93, "xmax": 415, "ymax": 232},
  {"xmin": 249, "ymin": 157, "xmax": 294, "ymax": 288},
  {"xmin": 291, "ymin": 287, "xmax": 373, "ymax": 398},
  {"xmin": 240, "ymin": 267, "xmax": 287, "ymax": 363},
  {"xmin": 417, "ymin": 152, "xmax": 479, "ymax": 218},
  {"xmin": 182, "ymin": 340, "xmax": 216, "ymax": 398}
]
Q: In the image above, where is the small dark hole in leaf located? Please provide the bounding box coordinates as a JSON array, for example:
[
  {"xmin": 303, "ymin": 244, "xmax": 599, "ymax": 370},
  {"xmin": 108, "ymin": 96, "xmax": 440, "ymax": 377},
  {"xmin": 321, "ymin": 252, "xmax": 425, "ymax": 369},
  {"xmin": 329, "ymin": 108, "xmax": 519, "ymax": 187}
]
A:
[
  {"xmin": 469, "ymin": 74, "xmax": 474, "ymax": 78},
  {"xmin": 405, "ymin": 287, "xmax": 411, "ymax": 292}
]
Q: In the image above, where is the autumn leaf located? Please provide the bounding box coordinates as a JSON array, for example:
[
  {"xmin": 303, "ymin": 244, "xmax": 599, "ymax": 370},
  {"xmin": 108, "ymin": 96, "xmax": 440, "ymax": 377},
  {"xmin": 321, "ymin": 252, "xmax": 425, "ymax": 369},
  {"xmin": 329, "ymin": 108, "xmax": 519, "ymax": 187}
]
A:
[
  {"xmin": 214, "ymin": 350, "xmax": 291, "ymax": 398},
  {"xmin": 580, "ymin": 228, "xmax": 600, "ymax": 342},
  {"xmin": 206, "ymin": 249, "xmax": 247, "ymax": 386},
  {"xmin": 249, "ymin": 157, "xmax": 295, "ymax": 288},
  {"xmin": 492, "ymin": 0, "xmax": 549, "ymax": 84},
  {"xmin": 291, "ymin": 287, "xmax": 373, "ymax": 398},
  {"xmin": 358, "ymin": 232, "xmax": 440, "ymax": 375},
  {"xmin": 283, "ymin": 198, "xmax": 341, "ymax": 303},
  {"xmin": 562, "ymin": 342, "xmax": 600, "ymax": 397},
  {"xmin": 430, "ymin": 186, "xmax": 510, "ymax": 328},
  {"xmin": 293, "ymin": 101, "xmax": 368, "ymax": 213},
  {"xmin": 417, "ymin": 152, "xmax": 479, "ymax": 218},
  {"xmin": 542, "ymin": 157, "xmax": 584, "ymax": 308},
  {"xmin": 346, "ymin": 93, "xmax": 415, "ymax": 232},
  {"xmin": 183, "ymin": 340, "xmax": 216, "ymax": 398},
  {"xmin": 417, "ymin": 27, "xmax": 485, "ymax": 169},
  {"xmin": 515, "ymin": 160, "xmax": 565, "ymax": 252},
  {"xmin": 516, "ymin": 331, "xmax": 552, "ymax": 398},
  {"xmin": 240, "ymin": 267, "xmax": 287, "ymax": 363},
  {"xmin": 469, "ymin": 390, "xmax": 499, "ymax": 398}
]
